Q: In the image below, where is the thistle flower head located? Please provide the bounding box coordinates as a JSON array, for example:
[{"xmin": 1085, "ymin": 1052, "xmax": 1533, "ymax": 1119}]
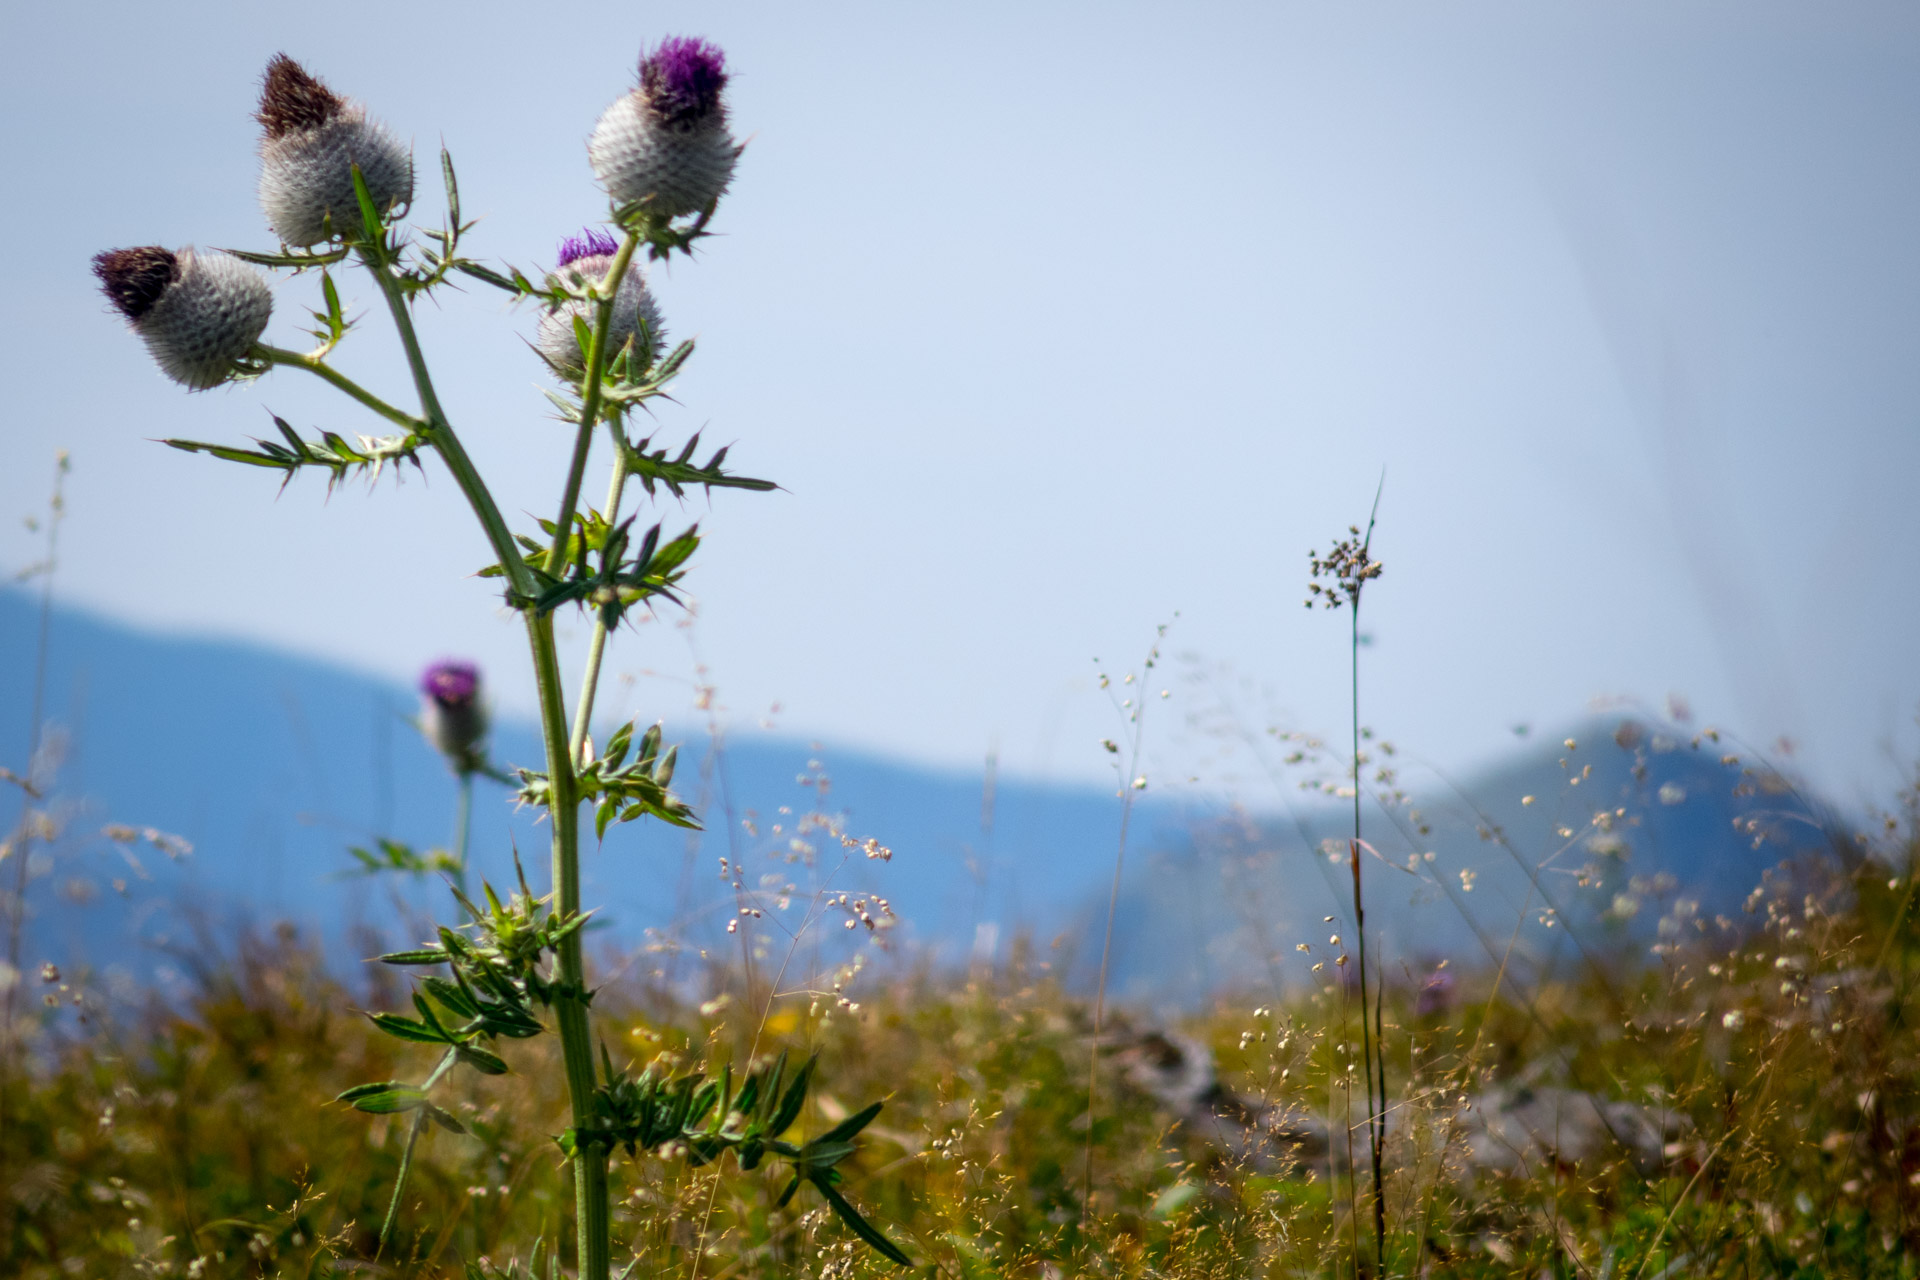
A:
[
  {"xmin": 93, "ymin": 246, "xmax": 272, "ymax": 390},
  {"xmin": 421, "ymin": 660, "xmax": 480, "ymax": 709},
  {"xmin": 536, "ymin": 230, "xmax": 665, "ymax": 376},
  {"xmin": 589, "ymin": 37, "xmax": 741, "ymax": 221},
  {"xmin": 420, "ymin": 659, "xmax": 487, "ymax": 768},
  {"xmin": 641, "ymin": 37, "xmax": 729, "ymax": 126},
  {"xmin": 557, "ymin": 228, "xmax": 621, "ymax": 267},
  {"xmin": 256, "ymin": 54, "xmax": 414, "ymax": 247}
]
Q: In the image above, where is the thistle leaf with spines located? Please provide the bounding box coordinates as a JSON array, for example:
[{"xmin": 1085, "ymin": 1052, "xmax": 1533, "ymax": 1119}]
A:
[
  {"xmin": 164, "ymin": 414, "xmax": 429, "ymax": 492},
  {"xmin": 623, "ymin": 429, "xmax": 775, "ymax": 499}
]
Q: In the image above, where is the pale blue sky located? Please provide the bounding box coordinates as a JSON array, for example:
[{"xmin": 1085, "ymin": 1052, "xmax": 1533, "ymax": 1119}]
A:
[{"xmin": 4, "ymin": 1, "xmax": 1918, "ymax": 806}]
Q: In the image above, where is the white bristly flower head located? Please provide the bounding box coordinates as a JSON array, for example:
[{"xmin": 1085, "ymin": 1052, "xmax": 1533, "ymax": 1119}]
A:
[
  {"xmin": 93, "ymin": 246, "xmax": 273, "ymax": 390},
  {"xmin": 256, "ymin": 54, "xmax": 414, "ymax": 247},
  {"xmin": 589, "ymin": 37, "xmax": 740, "ymax": 220},
  {"xmin": 535, "ymin": 228, "xmax": 666, "ymax": 376}
]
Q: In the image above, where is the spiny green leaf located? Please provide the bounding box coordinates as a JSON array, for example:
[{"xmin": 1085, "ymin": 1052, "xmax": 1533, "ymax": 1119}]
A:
[
  {"xmin": 378, "ymin": 948, "xmax": 449, "ymax": 966},
  {"xmin": 337, "ymin": 1082, "xmax": 427, "ymax": 1114},
  {"xmin": 813, "ymin": 1100, "xmax": 884, "ymax": 1147},
  {"xmin": 369, "ymin": 1012, "xmax": 449, "ymax": 1044}
]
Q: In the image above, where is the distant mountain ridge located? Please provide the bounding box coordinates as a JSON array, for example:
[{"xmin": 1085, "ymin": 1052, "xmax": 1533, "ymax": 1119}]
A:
[{"xmin": 0, "ymin": 590, "xmax": 1843, "ymax": 1005}]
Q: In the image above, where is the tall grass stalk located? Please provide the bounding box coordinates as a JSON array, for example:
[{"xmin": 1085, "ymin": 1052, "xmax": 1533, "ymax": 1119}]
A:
[
  {"xmin": 1084, "ymin": 623, "xmax": 1170, "ymax": 1220},
  {"xmin": 1308, "ymin": 481, "xmax": 1386, "ymax": 1272},
  {"xmin": 0, "ymin": 451, "xmax": 68, "ymax": 1134}
]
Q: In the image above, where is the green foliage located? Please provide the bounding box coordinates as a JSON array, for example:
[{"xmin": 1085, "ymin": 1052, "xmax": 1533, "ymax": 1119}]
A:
[
  {"xmin": 518, "ymin": 720, "xmax": 700, "ymax": 836},
  {"xmin": 162, "ymin": 414, "xmax": 428, "ymax": 491},
  {"xmin": 623, "ymin": 430, "xmax": 777, "ymax": 500},
  {"xmin": 11, "ymin": 848, "xmax": 1920, "ymax": 1278},
  {"xmin": 478, "ymin": 510, "xmax": 699, "ymax": 625},
  {"xmin": 566, "ymin": 1048, "xmax": 910, "ymax": 1264},
  {"xmin": 345, "ymin": 837, "xmax": 461, "ymax": 879}
]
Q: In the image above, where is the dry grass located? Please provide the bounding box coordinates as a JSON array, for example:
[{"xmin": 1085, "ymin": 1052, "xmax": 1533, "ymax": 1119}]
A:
[{"xmin": 4, "ymin": 804, "xmax": 1918, "ymax": 1279}]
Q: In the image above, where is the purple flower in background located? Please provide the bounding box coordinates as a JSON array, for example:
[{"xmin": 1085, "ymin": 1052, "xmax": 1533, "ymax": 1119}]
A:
[
  {"xmin": 420, "ymin": 659, "xmax": 487, "ymax": 768},
  {"xmin": 1414, "ymin": 964, "xmax": 1456, "ymax": 1019},
  {"xmin": 537, "ymin": 229, "xmax": 665, "ymax": 375},
  {"xmin": 589, "ymin": 36, "xmax": 741, "ymax": 220},
  {"xmin": 93, "ymin": 246, "xmax": 272, "ymax": 390},
  {"xmin": 557, "ymin": 228, "xmax": 620, "ymax": 267}
]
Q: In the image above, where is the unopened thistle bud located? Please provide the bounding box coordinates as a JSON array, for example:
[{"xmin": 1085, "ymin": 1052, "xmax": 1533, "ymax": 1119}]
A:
[
  {"xmin": 535, "ymin": 229, "xmax": 666, "ymax": 375},
  {"xmin": 588, "ymin": 37, "xmax": 740, "ymax": 220},
  {"xmin": 256, "ymin": 54, "xmax": 413, "ymax": 246},
  {"xmin": 420, "ymin": 660, "xmax": 487, "ymax": 770},
  {"xmin": 92, "ymin": 246, "xmax": 272, "ymax": 390}
]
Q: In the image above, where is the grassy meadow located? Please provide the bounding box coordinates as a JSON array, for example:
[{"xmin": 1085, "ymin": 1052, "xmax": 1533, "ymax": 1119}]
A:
[{"xmin": 4, "ymin": 761, "xmax": 1918, "ymax": 1279}]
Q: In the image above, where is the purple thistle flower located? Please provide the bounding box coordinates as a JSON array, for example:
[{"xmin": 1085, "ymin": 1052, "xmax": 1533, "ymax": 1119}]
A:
[
  {"xmin": 421, "ymin": 660, "xmax": 479, "ymax": 708},
  {"xmin": 93, "ymin": 246, "xmax": 272, "ymax": 390},
  {"xmin": 419, "ymin": 659, "xmax": 487, "ymax": 767},
  {"xmin": 641, "ymin": 37, "xmax": 729, "ymax": 126},
  {"xmin": 589, "ymin": 36, "xmax": 741, "ymax": 220},
  {"xmin": 557, "ymin": 227, "xmax": 621, "ymax": 267},
  {"xmin": 537, "ymin": 233, "xmax": 665, "ymax": 376}
]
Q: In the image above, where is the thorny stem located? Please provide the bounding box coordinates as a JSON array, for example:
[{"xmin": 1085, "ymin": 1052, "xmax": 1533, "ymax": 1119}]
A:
[
  {"xmin": 545, "ymin": 231, "xmax": 643, "ymax": 581},
  {"xmin": 361, "ymin": 257, "xmax": 532, "ymax": 602},
  {"xmin": 358, "ymin": 246, "xmax": 610, "ymax": 1280},
  {"xmin": 255, "ymin": 344, "xmax": 426, "ymax": 434},
  {"xmin": 378, "ymin": 1047, "xmax": 460, "ymax": 1253},
  {"xmin": 570, "ymin": 417, "xmax": 634, "ymax": 767},
  {"xmin": 452, "ymin": 769, "xmax": 473, "ymax": 896}
]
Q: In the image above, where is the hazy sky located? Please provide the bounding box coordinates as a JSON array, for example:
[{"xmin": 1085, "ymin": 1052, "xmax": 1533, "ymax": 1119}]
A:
[{"xmin": 4, "ymin": 1, "xmax": 1918, "ymax": 807}]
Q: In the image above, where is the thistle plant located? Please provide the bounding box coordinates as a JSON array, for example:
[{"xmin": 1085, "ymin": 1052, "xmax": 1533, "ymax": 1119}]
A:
[{"xmin": 94, "ymin": 43, "xmax": 897, "ymax": 1279}]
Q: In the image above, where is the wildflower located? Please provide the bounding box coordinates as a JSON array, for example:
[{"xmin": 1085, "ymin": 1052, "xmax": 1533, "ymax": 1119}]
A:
[
  {"xmin": 536, "ymin": 229, "xmax": 666, "ymax": 374},
  {"xmin": 256, "ymin": 54, "xmax": 413, "ymax": 246},
  {"xmin": 1414, "ymin": 966, "xmax": 1454, "ymax": 1017},
  {"xmin": 589, "ymin": 37, "xmax": 741, "ymax": 220},
  {"xmin": 93, "ymin": 246, "xmax": 272, "ymax": 390},
  {"xmin": 420, "ymin": 660, "xmax": 487, "ymax": 769}
]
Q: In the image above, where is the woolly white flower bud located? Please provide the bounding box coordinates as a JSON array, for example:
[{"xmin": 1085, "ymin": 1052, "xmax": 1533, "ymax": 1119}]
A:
[
  {"xmin": 256, "ymin": 55, "xmax": 413, "ymax": 247},
  {"xmin": 535, "ymin": 230, "xmax": 666, "ymax": 375},
  {"xmin": 93, "ymin": 246, "xmax": 272, "ymax": 390},
  {"xmin": 588, "ymin": 37, "xmax": 740, "ymax": 220}
]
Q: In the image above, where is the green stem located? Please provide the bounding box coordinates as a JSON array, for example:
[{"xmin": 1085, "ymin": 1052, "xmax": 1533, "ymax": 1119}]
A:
[
  {"xmin": 452, "ymin": 769, "xmax": 473, "ymax": 896},
  {"xmin": 529, "ymin": 612, "xmax": 611, "ymax": 1279},
  {"xmin": 255, "ymin": 344, "xmax": 425, "ymax": 434},
  {"xmin": 1350, "ymin": 599, "xmax": 1385, "ymax": 1273},
  {"xmin": 360, "ymin": 253, "xmax": 534, "ymax": 602},
  {"xmin": 544, "ymin": 231, "xmax": 643, "ymax": 580},
  {"xmin": 569, "ymin": 420, "xmax": 633, "ymax": 766},
  {"xmin": 356, "ymin": 245, "xmax": 608, "ymax": 1280},
  {"xmin": 378, "ymin": 1047, "xmax": 460, "ymax": 1253}
]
